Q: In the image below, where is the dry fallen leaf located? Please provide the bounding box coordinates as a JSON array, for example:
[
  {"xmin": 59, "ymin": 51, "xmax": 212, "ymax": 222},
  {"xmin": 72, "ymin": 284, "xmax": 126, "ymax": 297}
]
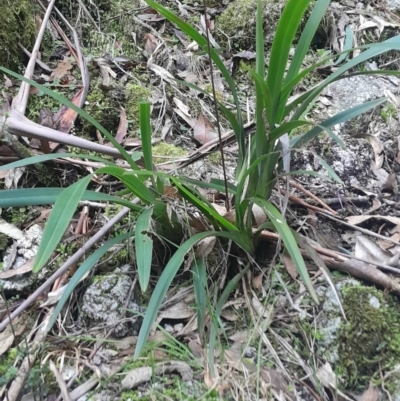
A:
[
  {"xmin": 121, "ymin": 366, "xmax": 152, "ymax": 389},
  {"xmin": 369, "ymin": 135, "xmax": 384, "ymax": 171},
  {"xmin": 187, "ymin": 338, "xmax": 204, "ymax": 358},
  {"xmin": 260, "ymin": 369, "xmax": 292, "ymax": 396},
  {"xmin": 359, "ymin": 382, "xmax": 378, "ymax": 401},
  {"xmin": 158, "ymin": 301, "xmax": 195, "ymax": 320},
  {"xmin": 355, "ymin": 235, "xmax": 399, "ymax": 267},
  {"xmin": 347, "ymin": 214, "xmax": 400, "ymax": 226},
  {"xmin": 114, "ymin": 108, "xmax": 128, "ymax": 144},
  {"xmin": 0, "ymin": 325, "xmax": 15, "ymax": 356},
  {"xmin": 228, "ymin": 330, "xmax": 250, "ymax": 343},
  {"xmin": 50, "ymin": 56, "xmax": 73, "ymax": 81},
  {"xmin": 316, "ymin": 363, "xmax": 353, "ymax": 401},
  {"xmin": 252, "ymin": 273, "xmax": 264, "ymax": 291},
  {"xmin": 220, "ymin": 310, "xmax": 239, "ymax": 322},
  {"xmin": 156, "ymin": 361, "xmax": 193, "ymax": 382},
  {"xmin": 144, "ymin": 33, "xmax": 158, "ymax": 54},
  {"xmin": 193, "ymin": 111, "xmax": 218, "ymax": 145},
  {"xmin": 195, "ymin": 236, "xmax": 216, "ymax": 258},
  {"xmin": 282, "ymin": 254, "xmax": 299, "ymax": 280}
]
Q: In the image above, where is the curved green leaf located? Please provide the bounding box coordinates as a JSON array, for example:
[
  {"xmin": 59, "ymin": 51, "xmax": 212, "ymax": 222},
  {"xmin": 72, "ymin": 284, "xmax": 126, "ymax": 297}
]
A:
[
  {"xmin": 266, "ymin": 0, "xmax": 311, "ymax": 125},
  {"xmin": 291, "ymin": 97, "xmax": 387, "ymax": 149},
  {"xmin": 96, "ymin": 166, "xmax": 156, "ymax": 204},
  {"xmin": 291, "ymin": 35, "xmax": 400, "ymax": 120},
  {"xmin": 0, "ymin": 188, "xmax": 142, "ymax": 211},
  {"xmin": 0, "ymin": 152, "xmax": 117, "ymax": 171},
  {"xmin": 33, "ymin": 175, "xmax": 92, "ymax": 272},
  {"xmin": 143, "ymin": 0, "xmax": 245, "ymax": 167},
  {"xmin": 252, "ymin": 198, "xmax": 319, "ymax": 304},
  {"xmin": 278, "ymin": 0, "xmax": 330, "ymax": 120},
  {"xmin": 134, "ymin": 230, "xmax": 253, "ymax": 359},
  {"xmin": 136, "ymin": 207, "xmax": 154, "ymax": 292},
  {"xmin": 193, "ymin": 257, "xmax": 207, "ymax": 338},
  {"xmin": 208, "ymin": 264, "xmax": 250, "ymax": 377},
  {"xmin": 334, "ymin": 26, "xmax": 353, "ymax": 65}
]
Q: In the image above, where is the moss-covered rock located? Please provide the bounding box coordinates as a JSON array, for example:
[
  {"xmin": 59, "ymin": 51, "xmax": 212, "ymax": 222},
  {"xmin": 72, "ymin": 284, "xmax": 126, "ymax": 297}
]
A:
[
  {"xmin": 336, "ymin": 284, "xmax": 400, "ymax": 391},
  {"xmin": 0, "ymin": 0, "xmax": 36, "ymax": 68}
]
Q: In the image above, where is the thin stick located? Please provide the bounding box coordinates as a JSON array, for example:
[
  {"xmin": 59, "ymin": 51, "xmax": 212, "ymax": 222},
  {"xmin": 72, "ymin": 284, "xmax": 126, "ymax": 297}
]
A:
[
  {"xmin": 202, "ymin": 0, "xmax": 230, "ymax": 211},
  {"xmin": 0, "ymin": 205, "xmax": 133, "ymax": 332},
  {"xmin": 257, "ymin": 228, "xmax": 400, "ymax": 274},
  {"xmin": 12, "ymin": 0, "xmax": 57, "ymax": 114},
  {"xmin": 285, "ymin": 177, "xmax": 337, "ymax": 215}
]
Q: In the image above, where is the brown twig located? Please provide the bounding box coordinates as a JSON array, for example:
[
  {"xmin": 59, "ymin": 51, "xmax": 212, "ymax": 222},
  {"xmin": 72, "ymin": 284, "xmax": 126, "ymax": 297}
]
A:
[
  {"xmin": 202, "ymin": 0, "xmax": 230, "ymax": 211},
  {"xmin": 283, "ymin": 177, "xmax": 337, "ymax": 215},
  {"xmin": 257, "ymin": 229, "xmax": 400, "ymax": 288},
  {"xmin": 278, "ymin": 188, "xmax": 334, "ymax": 215}
]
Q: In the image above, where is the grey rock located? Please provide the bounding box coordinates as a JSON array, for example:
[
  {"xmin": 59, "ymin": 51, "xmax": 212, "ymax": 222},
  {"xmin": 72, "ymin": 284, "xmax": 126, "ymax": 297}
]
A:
[
  {"xmin": 1, "ymin": 225, "xmax": 48, "ymax": 293},
  {"xmin": 322, "ymin": 75, "xmax": 398, "ymax": 115},
  {"xmin": 80, "ymin": 273, "xmax": 139, "ymax": 337}
]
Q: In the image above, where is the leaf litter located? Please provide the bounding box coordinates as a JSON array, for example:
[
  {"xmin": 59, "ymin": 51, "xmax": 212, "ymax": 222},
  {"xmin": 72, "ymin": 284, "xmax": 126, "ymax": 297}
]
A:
[{"xmin": 2, "ymin": 0, "xmax": 400, "ymax": 400}]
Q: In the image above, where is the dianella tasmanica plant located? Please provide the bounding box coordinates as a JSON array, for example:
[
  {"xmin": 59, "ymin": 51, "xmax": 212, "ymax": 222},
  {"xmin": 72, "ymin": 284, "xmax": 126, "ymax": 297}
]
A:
[{"xmin": 1, "ymin": 0, "xmax": 399, "ymax": 360}]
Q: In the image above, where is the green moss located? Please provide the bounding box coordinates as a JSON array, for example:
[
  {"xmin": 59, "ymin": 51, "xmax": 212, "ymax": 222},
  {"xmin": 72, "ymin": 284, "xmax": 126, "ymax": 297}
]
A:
[
  {"xmin": 1, "ymin": 207, "xmax": 41, "ymax": 227},
  {"xmin": 152, "ymin": 142, "xmax": 187, "ymax": 164},
  {"xmin": 120, "ymin": 376, "xmax": 219, "ymax": 401},
  {"xmin": 380, "ymin": 103, "xmax": 397, "ymax": 123},
  {"xmin": 336, "ymin": 285, "xmax": 400, "ymax": 390},
  {"xmin": 0, "ymin": 0, "xmax": 36, "ymax": 68},
  {"xmin": 216, "ymin": 0, "xmax": 284, "ymax": 51},
  {"xmin": 81, "ymin": 83, "xmax": 121, "ymax": 137},
  {"xmin": 26, "ymin": 90, "xmax": 64, "ymax": 123},
  {"xmin": 0, "ymin": 348, "xmax": 19, "ymax": 386},
  {"xmin": 125, "ymin": 83, "xmax": 152, "ymax": 135}
]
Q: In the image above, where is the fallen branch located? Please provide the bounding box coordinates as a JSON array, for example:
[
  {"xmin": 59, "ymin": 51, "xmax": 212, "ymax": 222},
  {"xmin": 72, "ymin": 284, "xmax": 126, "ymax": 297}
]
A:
[
  {"xmin": 257, "ymin": 229, "xmax": 400, "ymax": 293},
  {"xmin": 1, "ymin": 110, "xmax": 128, "ymax": 160}
]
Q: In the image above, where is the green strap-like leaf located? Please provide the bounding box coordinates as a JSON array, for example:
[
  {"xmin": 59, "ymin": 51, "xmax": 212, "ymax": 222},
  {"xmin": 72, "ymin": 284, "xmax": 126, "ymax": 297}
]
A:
[
  {"xmin": 291, "ymin": 97, "xmax": 387, "ymax": 149},
  {"xmin": 334, "ymin": 26, "xmax": 353, "ymax": 65},
  {"xmin": 0, "ymin": 152, "xmax": 117, "ymax": 171},
  {"xmin": 135, "ymin": 206, "xmax": 154, "ymax": 292},
  {"xmin": 193, "ymin": 257, "xmax": 207, "ymax": 338},
  {"xmin": 33, "ymin": 175, "xmax": 92, "ymax": 272},
  {"xmin": 96, "ymin": 166, "xmax": 156, "ymax": 204},
  {"xmin": 252, "ymin": 198, "xmax": 319, "ymax": 304},
  {"xmin": 208, "ymin": 264, "xmax": 250, "ymax": 377},
  {"xmin": 172, "ymin": 178, "xmax": 238, "ymax": 232},
  {"xmin": 278, "ymin": 0, "xmax": 330, "ymax": 120},
  {"xmin": 291, "ymin": 35, "xmax": 400, "ymax": 120},
  {"xmin": 291, "ymin": 230, "xmax": 346, "ymax": 319},
  {"xmin": 134, "ymin": 230, "xmax": 254, "ymax": 359},
  {"xmin": 134, "ymin": 232, "xmax": 215, "ymax": 359},
  {"xmin": 266, "ymin": 0, "xmax": 311, "ymax": 125},
  {"xmin": 0, "ymin": 188, "xmax": 142, "ymax": 211}
]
